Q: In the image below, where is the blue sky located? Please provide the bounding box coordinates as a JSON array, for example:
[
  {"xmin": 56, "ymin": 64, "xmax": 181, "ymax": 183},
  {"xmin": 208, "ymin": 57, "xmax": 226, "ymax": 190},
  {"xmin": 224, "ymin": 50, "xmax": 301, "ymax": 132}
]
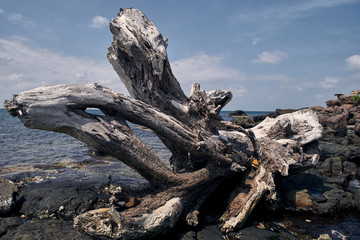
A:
[{"xmin": 0, "ymin": 0, "xmax": 359, "ymax": 111}]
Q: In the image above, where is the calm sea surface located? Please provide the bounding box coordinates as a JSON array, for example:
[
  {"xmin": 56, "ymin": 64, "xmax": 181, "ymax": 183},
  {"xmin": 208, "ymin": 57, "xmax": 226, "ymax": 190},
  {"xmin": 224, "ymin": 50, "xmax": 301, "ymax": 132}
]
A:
[{"xmin": 0, "ymin": 109, "xmax": 270, "ymax": 169}]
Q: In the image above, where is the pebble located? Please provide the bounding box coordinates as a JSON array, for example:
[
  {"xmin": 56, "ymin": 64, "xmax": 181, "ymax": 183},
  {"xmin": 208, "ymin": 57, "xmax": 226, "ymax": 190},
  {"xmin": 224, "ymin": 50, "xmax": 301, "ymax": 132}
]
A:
[
  {"xmin": 256, "ymin": 223, "xmax": 265, "ymax": 229},
  {"xmin": 317, "ymin": 233, "xmax": 332, "ymax": 240}
]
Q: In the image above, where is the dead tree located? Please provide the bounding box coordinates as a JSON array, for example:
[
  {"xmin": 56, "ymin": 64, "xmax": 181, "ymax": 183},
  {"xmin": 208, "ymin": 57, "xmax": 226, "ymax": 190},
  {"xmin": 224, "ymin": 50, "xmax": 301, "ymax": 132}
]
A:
[{"xmin": 4, "ymin": 9, "xmax": 323, "ymax": 239}]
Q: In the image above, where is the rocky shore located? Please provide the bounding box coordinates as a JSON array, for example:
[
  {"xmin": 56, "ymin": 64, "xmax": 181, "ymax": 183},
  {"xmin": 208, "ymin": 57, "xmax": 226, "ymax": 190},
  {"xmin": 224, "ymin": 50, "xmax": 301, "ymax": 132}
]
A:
[
  {"xmin": 1, "ymin": 91, "xmax": 360, "ymax": 239},
  {"xmin": 229, "ymin": 91, "xmax": 360, "ymax": 212},
  {"xmin": 0, "ymin": 159, "xmax": 149, "ymax": 239}
]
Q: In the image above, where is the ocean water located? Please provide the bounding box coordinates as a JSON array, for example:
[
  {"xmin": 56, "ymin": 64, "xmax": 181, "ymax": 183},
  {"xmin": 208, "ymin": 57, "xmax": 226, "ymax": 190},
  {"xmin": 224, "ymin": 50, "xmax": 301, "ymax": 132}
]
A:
[{"xmin": 0, "ymin": 108, "xmax": 270, "ymax": 170}]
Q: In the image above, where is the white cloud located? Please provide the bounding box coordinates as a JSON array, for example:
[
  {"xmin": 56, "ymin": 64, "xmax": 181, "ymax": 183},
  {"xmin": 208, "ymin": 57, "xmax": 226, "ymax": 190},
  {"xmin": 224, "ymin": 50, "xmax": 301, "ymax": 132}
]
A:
[
  {"xmin": 233, "ymin": 0, "xmax": 360, "ymax": 22},
  {"xmin": 320, "ymin": 77, "xmax": 339, "ymax": 88},
  {"xmin": 172, "ymin": 53, "xmax": 246, "ymax": 84},
  {"xmin": 345, "ymin": 54, "xmax": 360, "ymax": 70},
  {"xmin": 252, "ymin": 50, "xmax": 288, "ymax": 64},
  {"xmin": 171, "ymin": 53, "xmax": 249, "ymax": 97},
  {"xmin": 231, "ymin": 86, "xmax": 247, "ymax": 96},
  {"xmin": 350, "ymin": 72, "xmax": 360, "ymax": 79},
  {"xmin": 7, "ymin": 13, "xmax": 36, "ymax": 27},
  {"xmin": 285, "ymin": 81, "xmax": 316, "ymax": 92},
  {"xmin": 171, "ymin": 53, "xmax": 291, "ymax": 99},
  {"xmin": 0, "ymin": 36, "xmax": 126, "ymax": 104},
  {"xmin": 6, "ymin": 73, "xmax": 24, "ymax": 81},
  {"xmin": 172, "ymin": 53, "xmax": 290, "ymax": 85},
  {"xmin": 252, "ymin": 38, "xmax": 260, "ymax": 46},
  {"xmin": 90, "ymin": 16, "xmax": 108, "ymax": 29},
  {"xmin": 0, "ymin": 9, "xmax": 4, "ymax": 14},
  {"xmin": 247, "ymin": 74, "xmax": 290, "ymax": 82},
  {"xmin": 315, "ymin": 94, "xmax": 324, "ymax": 99},
  {"xmin": 279, "ymin": 0, "xmax": 360, "ymax": 19},
  {"xmin": 234, "ymin": 37, "xmax": 242, "ymax": 43}
]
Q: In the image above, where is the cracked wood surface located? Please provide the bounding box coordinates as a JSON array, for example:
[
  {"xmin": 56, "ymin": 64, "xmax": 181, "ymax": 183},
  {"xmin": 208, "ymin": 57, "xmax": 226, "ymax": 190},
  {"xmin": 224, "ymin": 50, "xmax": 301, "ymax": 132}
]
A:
[{"xmin": 4, "ymin": 8, "xmax": 323, "ymax": 239}]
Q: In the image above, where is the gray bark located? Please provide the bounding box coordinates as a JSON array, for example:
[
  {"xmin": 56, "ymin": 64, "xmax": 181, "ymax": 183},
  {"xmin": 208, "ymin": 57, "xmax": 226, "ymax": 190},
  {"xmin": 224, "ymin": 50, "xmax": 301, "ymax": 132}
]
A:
[{"xmin": 4, "ymin": 8, "xmax": 323, "ymax": 239}]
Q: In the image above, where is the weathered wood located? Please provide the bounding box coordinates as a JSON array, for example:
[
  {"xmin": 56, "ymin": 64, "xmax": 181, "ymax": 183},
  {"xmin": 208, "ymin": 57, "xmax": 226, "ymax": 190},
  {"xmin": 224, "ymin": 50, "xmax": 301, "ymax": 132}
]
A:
[
  {"xmin": 4, "ymin": 8, "xmax": 323, "ymax": 239},
  {"xmin": 218, "ymin": 109, "xmax": 322, "ymax": 232},
  {"xmin": 108, "ymin": 9, "xmax": 188, "ymax": 120}
]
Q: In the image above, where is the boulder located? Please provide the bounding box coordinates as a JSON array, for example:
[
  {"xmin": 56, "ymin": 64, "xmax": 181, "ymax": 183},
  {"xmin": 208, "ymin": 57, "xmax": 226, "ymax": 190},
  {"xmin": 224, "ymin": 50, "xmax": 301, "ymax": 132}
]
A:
[
  {"xmin": 230, "ymin": 117, "xmax": 256, "ymax": 128},
  {"xmin": 318, "ymin": 113, "xmax": 348, "ymax": 137},
  {"xmin": 317, "ymin": 234, "xmax": 332, "ymax": 240},
  {"xmin": 179, "ymin": 230, "xmax": 197, "ymax": 240},
  {"xmin": 326, "ymin": 99, "xmax": 341, "ymax": 107},
  {"xmin": 312, "ymin": 185, "xmax": 354, "ymax": 214},
  {"xmin": 310, "ymin": 90, "xmax": 360, "ymax": 137},
  {"xmin": 278, "ymin": 173, "xmax": 354, "ymax": 214},
  {"xmin": 331, "ymin": 157, "xmax": 343, "ymax": 176},
  {"xmin": 310, "ymin": 105, "xmax": 324, "ymax": 112},
  {"xmin": 343, "ymin": 161, "xmax": 357, "ymax": 177},
  {"xmin": 196, "ymin": 225, "xmax": 225, "ymax": 240},
  {"xmin": 252, "ymin": 115, "xmax": 267, "ymax": 123},
  {"xmin": 350, "ymin": 90, "xmax": 360, "ymax": 97},
  {"xmin": 324, "ymin": 173, "xmax": 349, "ymax": 186},
  {"xmin": 294, "ymin": 189, "xmax": 312, "ymax": 211},
  {"xmin": 0, "ymin": 219, "xmax": 92, "ymax": 240},
  {"xmin": 226, "ymin": 226, "xmax": 281, "ymax": 240},
  {"xmin": 319, "ymin": 136, "xmax": 360, "ymax": 164},
  {"xmin": 18, "ymin": 180, "xmax": 108, "ymax": 220},
  {"xmin": 275, "ymin": 108, "xmax": 300, "ymax": 116},
  {"xmin": 317, "ymin": 157, "xmax": 343, "ymax": 177},
  {"xmin": 278, "ymin": 173, "xmax": 324, "ymax": 212},
  {"xmin": 317, "ymin": 158, "xmax": 332, "ymax": 176},
  {"xmin": 227, "ymin": 110, "xmax": 247, "ymax": 117},
  {"xmin": 0, "ymin": 177, "xmax": 17, "ymax": 214}
]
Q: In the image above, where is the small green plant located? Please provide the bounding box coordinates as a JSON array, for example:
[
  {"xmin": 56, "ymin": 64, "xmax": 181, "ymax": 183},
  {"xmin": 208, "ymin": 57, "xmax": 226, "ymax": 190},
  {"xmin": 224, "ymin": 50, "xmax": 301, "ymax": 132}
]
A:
[{"xmin": 353, "ymin": 95, "xmax": 360, "ymax": 104}]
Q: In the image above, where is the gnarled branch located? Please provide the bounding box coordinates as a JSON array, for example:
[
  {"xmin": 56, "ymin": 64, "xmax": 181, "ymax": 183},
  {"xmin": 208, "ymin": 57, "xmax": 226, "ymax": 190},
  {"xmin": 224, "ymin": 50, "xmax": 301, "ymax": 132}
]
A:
[{"xmin": 4, "ymin": 8, "xmax": 323, "ymax": 239}]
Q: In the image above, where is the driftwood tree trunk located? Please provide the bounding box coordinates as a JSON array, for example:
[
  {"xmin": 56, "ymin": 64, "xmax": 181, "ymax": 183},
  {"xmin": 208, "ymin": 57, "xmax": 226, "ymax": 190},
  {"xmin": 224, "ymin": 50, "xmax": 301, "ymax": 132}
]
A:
[{"xmin": 4, "ymin": 8, "xmax": 323, "ymax": 239}]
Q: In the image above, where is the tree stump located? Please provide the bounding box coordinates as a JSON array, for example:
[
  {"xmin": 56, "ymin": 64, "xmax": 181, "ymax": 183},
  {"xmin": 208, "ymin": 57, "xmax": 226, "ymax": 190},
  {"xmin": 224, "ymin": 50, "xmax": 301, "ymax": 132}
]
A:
[{"xmin": 4, "ymin": 8, "xmax": 323, "ymax": 239}]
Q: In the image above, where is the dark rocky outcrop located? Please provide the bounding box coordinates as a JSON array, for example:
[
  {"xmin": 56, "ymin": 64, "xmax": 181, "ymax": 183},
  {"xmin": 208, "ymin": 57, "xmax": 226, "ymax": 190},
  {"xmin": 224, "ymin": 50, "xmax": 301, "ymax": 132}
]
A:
[
  {"xmin": 319, "ymin": 136, "xmax": 360, "ymax": 162},
  {"xmin": 279, "ymin": 176, "xmax": 354, "ymax": 215},
  {"xmin": 0, "ymin": 217, "xmax": 23, "ymax": 237},
  {"xmin": 18, "ymin": 180, "xmax": 104, "ymax": 220},
  {"xmin": 227, "ymin": 110, "xmax": 247, "ymax": 117},
  {"xmin": 277, "ymin": 150, "xmax": 359, "ymax": 215},
  {"xmin": 310, "ymin": 90, "xmax": 360, "ymax": 138},
  {"xmin": 274, "ymin": 108, "xmax": 301, "ymax": 116},
  {"xmin": 312, "ymin": 185, "xmax": 354, "ymax": 214},
  {"xmin": 15, "ymin": 176, "xmax": 143, "ymax": 222},
  {"xmin": 178, "ymin": 230, "xmax": 197, "ymax": 240},
  {"xmin": 226, "ymin": 226, "xmax": 281, "ymax": 240},
  {"xmin": 0, "ymin": 177, "xmax": 17, "ymax": 214},
  {"xmin": 228, "ymin": 108, "xmax": 301, "ymax": 129},
  {"xmin": 196, "ymin": 225, "xmax": 225, "ymax": 240},
  {"xmin": 230, "ymin": 117, "xmax": 256, "ymax": 129},
  {"xmin": 0, "ymin": 219, "xmax": 92, "ymax": 240},
  {"xmin": 317, "ymin": 156, "xmax": 344, "ymax": 177}
]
